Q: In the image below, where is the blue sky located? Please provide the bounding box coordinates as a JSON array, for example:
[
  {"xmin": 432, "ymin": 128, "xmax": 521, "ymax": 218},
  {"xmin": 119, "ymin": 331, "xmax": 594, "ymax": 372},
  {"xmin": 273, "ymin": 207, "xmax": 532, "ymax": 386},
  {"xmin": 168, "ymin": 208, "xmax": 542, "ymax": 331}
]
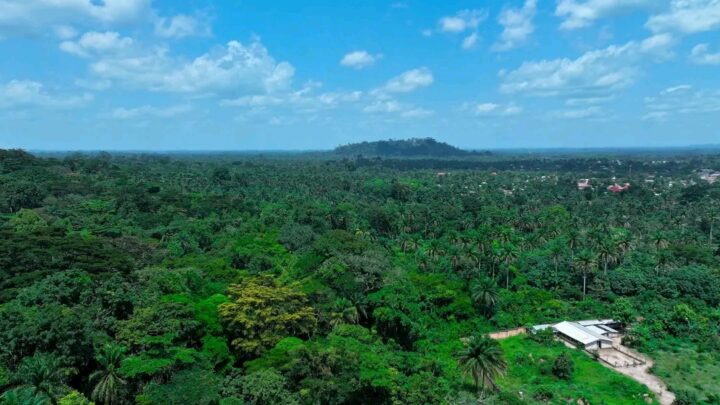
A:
[{"xmin": 0, "ymin": 0, "xmax": 719, "ymax": 150}]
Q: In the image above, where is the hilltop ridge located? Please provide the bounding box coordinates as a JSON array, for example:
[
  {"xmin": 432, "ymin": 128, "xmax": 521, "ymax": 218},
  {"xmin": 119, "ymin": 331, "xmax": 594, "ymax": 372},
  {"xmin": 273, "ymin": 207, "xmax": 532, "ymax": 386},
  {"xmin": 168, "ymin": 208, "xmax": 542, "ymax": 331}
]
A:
[{"xmin": 333, "ymin": 138, "xmax": 490, "ymax": 157}]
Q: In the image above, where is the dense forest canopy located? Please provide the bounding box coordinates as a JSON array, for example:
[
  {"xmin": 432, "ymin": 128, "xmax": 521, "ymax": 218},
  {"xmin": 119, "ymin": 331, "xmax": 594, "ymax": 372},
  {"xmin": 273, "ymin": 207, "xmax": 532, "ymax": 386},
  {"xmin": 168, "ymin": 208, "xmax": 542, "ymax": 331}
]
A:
[
  {"xmin": 333, "ymin": 138, "xmax": 491, "ymax": 157},
  {"xmin": 1, "ymin": 148, "xmax": 719, "ymax": 404}
]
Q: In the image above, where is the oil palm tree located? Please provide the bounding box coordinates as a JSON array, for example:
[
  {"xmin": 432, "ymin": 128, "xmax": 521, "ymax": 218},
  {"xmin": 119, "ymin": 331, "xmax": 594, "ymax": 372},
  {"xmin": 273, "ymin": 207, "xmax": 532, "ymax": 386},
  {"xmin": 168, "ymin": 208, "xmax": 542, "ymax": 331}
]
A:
[
  {"xmin": 15, "ymin": 353, "xmax": 69, "ymax": 402},
  {"xmin": 596, "ymin": 239, "xmax": 618, "ymax": 276},
  {"xmin": 90, "ymin": 344, "xmax": 127, "ymax": 405},
  {"xmin": 574, "ymin": 249, "xmax": 597, "ymax": 300},
  {"xmin": 471, "ymin": 277, "xmax": 499, "ymax": 317},
  {"xmin": 458, "ymin": 335, "xmax": 507, "ymax": 392}
]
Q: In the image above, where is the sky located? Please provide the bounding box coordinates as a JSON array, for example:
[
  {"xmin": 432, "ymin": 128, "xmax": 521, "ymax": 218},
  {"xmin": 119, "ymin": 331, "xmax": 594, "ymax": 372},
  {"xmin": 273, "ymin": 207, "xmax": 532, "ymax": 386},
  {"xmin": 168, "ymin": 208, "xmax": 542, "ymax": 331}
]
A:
[{"xmin": 0, "ymin": 0, "xmax": 719, "ymax": 151}]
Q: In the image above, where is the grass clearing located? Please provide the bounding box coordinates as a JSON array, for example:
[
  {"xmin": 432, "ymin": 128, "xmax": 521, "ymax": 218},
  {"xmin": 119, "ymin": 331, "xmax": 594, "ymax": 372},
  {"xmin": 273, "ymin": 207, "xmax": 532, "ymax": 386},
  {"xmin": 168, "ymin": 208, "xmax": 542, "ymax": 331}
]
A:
[
  {"xmin": 497, "ymin": 336, "xmax": 657, "ymax": 404},
  {"xmin": 652, "ymin": 347, "xmax": 720, "ymax": 402}
]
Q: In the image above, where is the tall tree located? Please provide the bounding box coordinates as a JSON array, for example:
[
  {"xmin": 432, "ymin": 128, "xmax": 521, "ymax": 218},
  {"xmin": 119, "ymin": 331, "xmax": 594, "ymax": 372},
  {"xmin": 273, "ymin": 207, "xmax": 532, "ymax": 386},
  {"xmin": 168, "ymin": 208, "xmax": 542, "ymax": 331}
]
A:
[
  {"xmin": 470, "ymin": 278, "xmax": 499, "ymax": 318},
  {"xmin": 458, "ymin": 335, "xmax": 507, "ymax": 392},
  {"xmin": 14, "ymin": 353, "xmax": 70, "ymax": 403},
  {"xmin": 90, "ymin": 344, "xmax": 126, "ymax": 405},
  {"xmin": 574, "ymin": 249, "xmax": 597, "ymax": 300},
  {"xmin": 219, "ymin": 276, "xmax": 317, "ymax": 357}
]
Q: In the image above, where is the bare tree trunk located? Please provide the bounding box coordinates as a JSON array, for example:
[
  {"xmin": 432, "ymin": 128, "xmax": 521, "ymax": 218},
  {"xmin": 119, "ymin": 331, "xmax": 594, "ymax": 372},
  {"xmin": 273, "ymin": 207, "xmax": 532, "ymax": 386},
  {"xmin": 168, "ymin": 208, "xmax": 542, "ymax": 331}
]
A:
[
  {"xmin": 710, "ymin": 222, "xmax": 714, "ymax": 246},
  {"xmin": 583, "ymin": 271, "xmax": 587, "ymax": 300}
]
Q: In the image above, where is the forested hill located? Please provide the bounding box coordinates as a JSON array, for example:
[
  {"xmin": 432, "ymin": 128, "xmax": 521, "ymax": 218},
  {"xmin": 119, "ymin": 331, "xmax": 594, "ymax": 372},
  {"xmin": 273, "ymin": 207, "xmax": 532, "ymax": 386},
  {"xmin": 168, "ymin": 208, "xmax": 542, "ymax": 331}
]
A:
[{"xmin": 333, "ymin": 138, "xmax": 489, "ymax": 157}]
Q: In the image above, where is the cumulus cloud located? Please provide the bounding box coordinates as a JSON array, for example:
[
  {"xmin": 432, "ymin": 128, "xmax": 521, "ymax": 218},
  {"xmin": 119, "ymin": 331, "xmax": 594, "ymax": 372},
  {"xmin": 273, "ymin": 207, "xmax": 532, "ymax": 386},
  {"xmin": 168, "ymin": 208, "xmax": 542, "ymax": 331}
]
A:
[
  {"xmin": 556, "ymin": 0, "xmax": 657, "ymax": 30},
  {"xmin": 221, "ymin": 82, "xmax": 362, "ymax": 112},
  {"xmin": 155, "ymin": 14, "xmax": 211, "ymax": 39},
  {"xmin": 462, "ymin": 32, "xmax": 479, "ymax": 50},
  {"xmin": 499, "ymin": 35, "xmax": 675, "ymax": 98},
  {"xmin": 647, "ymin": 0, "xmax": 720, "ymax": 34},
  {"xmin": 644, "ymin": 84, "xmax": 720, "ymax": 120},
  {"xmin": 493, "ymin": 0, "xmax": 537, "ymax": 51},
  {"xmin": 462, "ymin": 102, "xmax": 523, "ymax": 116},
  {"xmin": 690, "ymin": 43, "xmax": 720, "ymax": 64},
  {"xmin": 378, "ymin": 68, "xmax": 434, "ymax": 94},
  {"xmin": 107, "ymin": 104, "xmax": 193, "ymax": 119},
  {"xmin": 340, "ymin": 51, "xmax": 382, "ymax": 69},
  {"xmin": 84, "ymin": 39, "xmax": 294, "ymax": 95},
  {"xmin": 60, "ymin": 31, "xmax": 134, "ymax": 58},
  {"xmin": 432, "ymin": 9, "xmax": 486, "ymax": 49},
  {"xmin": 0, "ymin": 0, "xmax": 151, "ymax": 37},
  {"xmin": 0, "ymin": 80, "xmax": 92, "ymax": 109},
  {"xmin": 439, "ymin": 9, "xmax": 487, "ymax": 33},
  {"xmin": 363, "ymin": 99, "xmax": 433, "ymax": 118}
]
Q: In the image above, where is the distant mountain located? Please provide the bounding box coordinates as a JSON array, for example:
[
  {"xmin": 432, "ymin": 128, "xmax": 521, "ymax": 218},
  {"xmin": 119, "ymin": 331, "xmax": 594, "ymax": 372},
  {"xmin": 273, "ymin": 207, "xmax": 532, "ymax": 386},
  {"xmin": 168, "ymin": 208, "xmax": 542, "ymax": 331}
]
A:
[{"xmin": 333, "ymin": 138, "xmax": 489, "ymax": 157}]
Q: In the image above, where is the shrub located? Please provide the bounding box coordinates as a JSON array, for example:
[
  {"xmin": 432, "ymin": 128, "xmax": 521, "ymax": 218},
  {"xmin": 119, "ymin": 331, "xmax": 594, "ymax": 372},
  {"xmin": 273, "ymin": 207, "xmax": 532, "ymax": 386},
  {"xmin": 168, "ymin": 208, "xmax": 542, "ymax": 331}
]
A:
[{"xmin": 552, "ymin": 353, "xmax": 574, "ymax": 380}]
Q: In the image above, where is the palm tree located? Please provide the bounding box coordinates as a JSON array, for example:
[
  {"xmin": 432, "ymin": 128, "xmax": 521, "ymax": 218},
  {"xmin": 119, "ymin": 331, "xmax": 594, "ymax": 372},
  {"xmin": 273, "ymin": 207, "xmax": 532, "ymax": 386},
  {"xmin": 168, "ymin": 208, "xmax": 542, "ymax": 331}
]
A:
[
  {"xmin": 547, "ymin": 239, "xmax": 565, "ymax": 288},
  {"xmin": 471, "ymin": 278, "xmax": 499, "ymax": 317},
  {"xmin": 499, "ymin": 243, "xmax": 519, "ymax": 289},
  {"xmin": 651, "ymin": 231, "xmax": 670, "ymax": 250},
  {"xmin": 329, "ymin": 298, "xmax": 360, "ymax": 327},
  {"xmin": 0, "ymin": 387, "xmax": 49, "ymax": 405},
  {"xmin": 574, "ymin": 249, "xmax": 597, "ymax": 300},
  {"xmin": 90, "ymin": 344, "xmax": 127, "ymax": 405},
  {"xmin": 15, "ymin": 353, "xmax": 69, "ymax": 402},
  {"xmin": 596, "ymin": 239, "xmax": 618, "ymax": 276},
  {"xmin": 458, "ymin": 335, "xmax": 507, "ymax": 392}
]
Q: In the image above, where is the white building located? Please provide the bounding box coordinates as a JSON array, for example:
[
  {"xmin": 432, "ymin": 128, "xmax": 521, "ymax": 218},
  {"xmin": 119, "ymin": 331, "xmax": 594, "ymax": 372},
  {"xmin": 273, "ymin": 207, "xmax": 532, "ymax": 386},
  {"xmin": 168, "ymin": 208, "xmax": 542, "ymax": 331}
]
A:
[{"xmin": 532, "ymin": 319, "xmax": 619, "ymax": 350}]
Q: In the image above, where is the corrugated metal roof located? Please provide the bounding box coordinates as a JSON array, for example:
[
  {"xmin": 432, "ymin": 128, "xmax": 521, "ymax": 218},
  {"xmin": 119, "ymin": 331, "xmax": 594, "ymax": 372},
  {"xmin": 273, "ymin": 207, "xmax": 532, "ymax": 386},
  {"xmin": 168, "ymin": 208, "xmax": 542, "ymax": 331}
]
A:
[
  {"xmin": 585, "ymin": 325, "xmax": 609, "ymax": 335},
  {"xmin": 597, "ymin": 324, "xmax": 618, "ymax": 334},
  {"xmin": 577, "ymin": 319, "xmax": 616, "ymax": 327},
  {"xmin": 553, "ymin": 321, "xmax": 612, "ymax": 345}
]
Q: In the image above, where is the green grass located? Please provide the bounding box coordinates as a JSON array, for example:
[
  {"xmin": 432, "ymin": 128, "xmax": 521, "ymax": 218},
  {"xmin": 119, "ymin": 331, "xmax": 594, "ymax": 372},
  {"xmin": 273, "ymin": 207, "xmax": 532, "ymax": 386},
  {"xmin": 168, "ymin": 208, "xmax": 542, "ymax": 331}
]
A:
[
  {"xmin": 652, "ymin": 347, "xmax": 720, "ymax": 401},
  {"xmin": 497, "ymin": 336, "xmax": 657, "ymax": 404}
]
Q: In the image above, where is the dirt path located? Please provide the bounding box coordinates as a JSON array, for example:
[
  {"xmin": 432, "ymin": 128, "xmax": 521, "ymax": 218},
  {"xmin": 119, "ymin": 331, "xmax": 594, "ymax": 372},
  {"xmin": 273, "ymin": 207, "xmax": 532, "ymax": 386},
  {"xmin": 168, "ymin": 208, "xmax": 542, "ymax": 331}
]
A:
[{"xmin": 599, "ymin": 338, "xmax": 675, "ymax": 405}]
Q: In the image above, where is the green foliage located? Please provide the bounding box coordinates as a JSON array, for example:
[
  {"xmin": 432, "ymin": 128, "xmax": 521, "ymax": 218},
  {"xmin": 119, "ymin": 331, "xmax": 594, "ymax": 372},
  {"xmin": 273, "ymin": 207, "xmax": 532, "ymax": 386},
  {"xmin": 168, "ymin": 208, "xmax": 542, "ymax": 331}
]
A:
[
  {"xmin": 12, "ymin": 353, "xmax": 72, "ymax": 403},
  {"xmin": 458, "ymin": 335, "xmax": 507, "ymax": 392},
  {"xmin": 3, "ymin": 151, "xmax": 720, "ymax": 403},
  {"xmin": 89, "ymin": 344, "xmax": 126, "ymax": 405},
  {"xmin": 138, "ymin": 368, "xmax": 220, "ymax": 405},
  {"xmin": 58, "ymin": 391, "xmax": 94, "ymax": 405},
  {"xmin": 219, "ymin": 276, "xmax": 316, "ymax": 357},
  {"xmin": 8, "ymin": 209, "xmax": 47, "ymax": 234},
  {"xmin": 499, "ymin": 336, "xmax": 655, "ymax": 404},
  {"xmin": 552, "ymin": 352, "xmax": 574, "ymax": 380},
  {"xmin": 222, "ymin": 369, "xmax": 299, "ymax": 405}
]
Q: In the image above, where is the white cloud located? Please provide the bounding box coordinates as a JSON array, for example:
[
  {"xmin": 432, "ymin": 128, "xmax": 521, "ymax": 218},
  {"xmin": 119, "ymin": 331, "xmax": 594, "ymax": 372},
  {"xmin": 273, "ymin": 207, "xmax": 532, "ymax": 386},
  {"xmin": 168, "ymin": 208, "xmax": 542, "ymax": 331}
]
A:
[
  {"xmin": 53, "ymin": 25, "xmax": 78, "ymax": 39},
  {"xmin": 644, "ymin": 84, "xmax": 720, "ymax": 120},
  {"xmin": 639, "ymin": 33, "xmax": 676, "ymax": 59},
  {"xmin": 462, "ymin": 102, "xmax": 523, "ymax": 116},
  {"xmin": 690, "ymin": 43, "xmax": 720, "ymax": 64},
  {"xmin": 0, "ymin": 80, "xmax": 91, "ymax": 109},
  {"xmin": 60, "ymin": 31, "xmax": 134, "ymax": 58},
  {"xmin": 221, "ymin": 84, "xmax": 362, "ymax": 111},
  {"xmin": 0, "ymin": 0, "xmax": 151, "ymax": 37},
  {"xmin": 155, "ymin": 14, "xmax": 211, "ymax": 39},
  {"xmin": 363, "ymin": 99, "xmax": 433, "ymax": 118},
  {"xmin": 556, "ymin": 0, "xmax": 657, "ymax": 30},
  {"xmin": 462, "ymin": 32, "xmax": 479, "ymax": 50},
  {"xmin": 439, "ymin": 9, "xmax": 487, "ymax": 33},
  {"xmin": 499, "ymin": 35, "xmax": 675, "ymax": 97},
  {"xmin": 108, "ymin": 104, "xmax": 193, "ymax": 119},
  {"xmin": 647, "ymin": 0, "xmax": 720, "ymax": 34},
  {"xmin": 493, "ymin": 0, "xmax": 537, "ymax": 51},
  {"xmin": 86, "ymin": 39, "xmax": 294, "ymax": 95},
  {"xmin": 553, "ymin": 106, "xmax": 603, "ymax": 119},
  {"xmin": 340, "ymin": 51, "xmax": 382, "ymax": 69},
  {"xmin": 566, "ymin": 95, "xmax": 615, "ymax": 105},
  {"xmin": 379, "ymin": 68, "xmax": 434, "ymax": 93}
]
